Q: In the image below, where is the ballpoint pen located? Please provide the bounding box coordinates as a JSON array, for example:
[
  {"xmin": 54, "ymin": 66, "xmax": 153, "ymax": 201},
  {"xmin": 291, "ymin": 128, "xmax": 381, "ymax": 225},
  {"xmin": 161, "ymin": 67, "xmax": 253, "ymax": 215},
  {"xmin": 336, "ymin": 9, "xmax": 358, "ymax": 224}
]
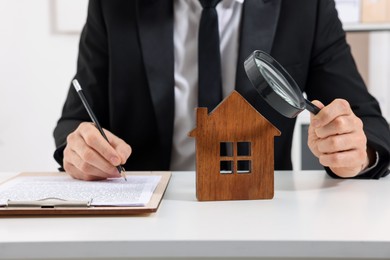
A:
[{"xmin": 72, "ymin": 79, "xmax": 127, "ymax": 181}]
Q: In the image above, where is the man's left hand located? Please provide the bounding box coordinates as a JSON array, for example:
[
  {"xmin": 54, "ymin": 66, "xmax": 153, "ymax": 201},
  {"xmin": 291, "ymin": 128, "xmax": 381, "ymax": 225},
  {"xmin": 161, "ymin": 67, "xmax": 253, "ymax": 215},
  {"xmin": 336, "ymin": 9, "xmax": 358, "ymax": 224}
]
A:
[{"xmin": 308, "ymin": 99, "xmax": 371, "ymax": 178}]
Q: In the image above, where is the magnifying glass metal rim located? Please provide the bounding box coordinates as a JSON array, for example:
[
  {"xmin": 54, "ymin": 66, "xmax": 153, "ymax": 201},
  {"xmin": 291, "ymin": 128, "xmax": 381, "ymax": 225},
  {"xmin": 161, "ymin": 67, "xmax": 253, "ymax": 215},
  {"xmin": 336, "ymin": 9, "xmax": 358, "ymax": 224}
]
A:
[{"xmin": 244, "ymin": 50, "xmax": 318, "ymax": 118}]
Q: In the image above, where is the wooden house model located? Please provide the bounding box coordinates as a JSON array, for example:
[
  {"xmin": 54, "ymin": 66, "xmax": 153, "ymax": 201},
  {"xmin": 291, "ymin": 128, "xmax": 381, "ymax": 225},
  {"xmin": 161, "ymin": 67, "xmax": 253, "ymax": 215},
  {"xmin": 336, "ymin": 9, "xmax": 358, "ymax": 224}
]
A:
[{"xmin": 189, "ymin": 91, "xmax": 281, "ymax": 201}]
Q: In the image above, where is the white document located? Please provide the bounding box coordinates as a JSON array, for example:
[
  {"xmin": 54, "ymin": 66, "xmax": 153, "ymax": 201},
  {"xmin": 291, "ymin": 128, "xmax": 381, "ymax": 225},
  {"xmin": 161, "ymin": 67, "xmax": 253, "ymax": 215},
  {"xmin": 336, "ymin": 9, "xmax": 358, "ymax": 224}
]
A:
[{"xmin": 0, "ymin": 175, "xmax": 161, "ymax": 207}]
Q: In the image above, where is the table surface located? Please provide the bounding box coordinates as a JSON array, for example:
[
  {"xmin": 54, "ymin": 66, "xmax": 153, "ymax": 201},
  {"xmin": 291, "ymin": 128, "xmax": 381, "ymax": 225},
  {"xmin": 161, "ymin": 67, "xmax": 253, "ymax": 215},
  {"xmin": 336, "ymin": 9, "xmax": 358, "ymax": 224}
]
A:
[{"xmin": 0, "ymin": 171, "xmax": 389, "ymax": 260}]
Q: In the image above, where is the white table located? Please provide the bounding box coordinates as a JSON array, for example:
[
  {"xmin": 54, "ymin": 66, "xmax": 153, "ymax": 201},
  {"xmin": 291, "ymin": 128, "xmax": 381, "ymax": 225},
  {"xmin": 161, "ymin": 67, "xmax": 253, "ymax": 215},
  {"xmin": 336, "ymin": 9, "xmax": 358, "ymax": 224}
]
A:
[{"xmin": 0, "ymin": 171, "xmax": 389, "ymax": 260}]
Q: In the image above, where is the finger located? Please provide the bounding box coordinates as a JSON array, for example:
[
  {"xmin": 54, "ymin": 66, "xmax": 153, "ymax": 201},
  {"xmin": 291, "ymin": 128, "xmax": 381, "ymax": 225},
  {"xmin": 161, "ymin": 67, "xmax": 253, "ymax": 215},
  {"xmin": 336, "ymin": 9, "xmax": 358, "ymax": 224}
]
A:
[
  {"xmin": 310, "ymin": 100, "xmax": 325, "ymax": 110},
  {"xmin": 308, "ymin": 100, "xmax": 325, "ymax": 157},
  {"xmin": 105, "ymin": 130, "xmax": 132, "ymax": 164},
  {"xmin": 309, "ymin": 100, "xmax": 325, "ymax": 127},
  {"xmin": 74, "ymin": 143, "xmax": 122, "ymax": 178},
  {"xmin": 308, "ymin": 100, "xmax": 325, "ymax": 137},
  {"xmin": 311, "ymin": 99, "xmax": 351, "ymax": 128},
  {"xmin": 316, "ymin": 131, "xmax": 366, "ymax": 154},
  {"xmin": 65, "ymin": 130, "xmax": 121, "ymax": 179},
  {"xmin": 318, "ymin": 149, "xmax": 367, "ymax": 171},
  {"xmin": 64, "ymin": 161, "xmax": 106, "ymax": 181},
  {"xmin": 78, "ymin": 123, "xmax": 122, "ymax": 166},
  {"xmin": 64, "ymin": 144, "xmax": 120, "ymax": 180},
  {"xmin": 315, "ymin": 115, "xmax": 362, "ymax": 139},
  {"xmin": 64, "ymin": 147, "xmax": 106, "ymax": 181},
  {"xmin": 307, "ymin": 125, "xmax": 321, "ymax": 157}
]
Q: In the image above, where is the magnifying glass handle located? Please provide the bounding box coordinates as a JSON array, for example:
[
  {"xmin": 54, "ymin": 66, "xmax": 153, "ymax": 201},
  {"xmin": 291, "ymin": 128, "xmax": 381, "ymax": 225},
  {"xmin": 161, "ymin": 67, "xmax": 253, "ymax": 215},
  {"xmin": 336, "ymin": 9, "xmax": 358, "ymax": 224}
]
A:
[{"xmin": 305, "ymin": 99, "xmax": 321, "ymax": 115}]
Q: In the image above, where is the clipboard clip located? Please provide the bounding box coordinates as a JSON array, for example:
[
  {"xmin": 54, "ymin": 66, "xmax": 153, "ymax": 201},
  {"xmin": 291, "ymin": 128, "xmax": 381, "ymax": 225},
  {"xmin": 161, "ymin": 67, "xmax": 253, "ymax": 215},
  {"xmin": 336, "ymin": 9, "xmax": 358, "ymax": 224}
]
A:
[{"xmin": 6, "ymin": 197, "xmax": 92, "ymax": 208}]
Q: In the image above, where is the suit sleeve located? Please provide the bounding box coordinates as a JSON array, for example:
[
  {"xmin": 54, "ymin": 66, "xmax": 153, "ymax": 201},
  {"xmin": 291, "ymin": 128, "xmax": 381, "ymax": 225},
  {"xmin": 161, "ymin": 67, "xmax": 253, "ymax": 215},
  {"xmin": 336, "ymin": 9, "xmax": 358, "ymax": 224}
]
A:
[
  {"xmin": 305, "ymin": 0, "xmax": 390, "ymax": 179},
  {"xmin": 53, "ymin": 0, "xmax": 109, "ymax": 170}
]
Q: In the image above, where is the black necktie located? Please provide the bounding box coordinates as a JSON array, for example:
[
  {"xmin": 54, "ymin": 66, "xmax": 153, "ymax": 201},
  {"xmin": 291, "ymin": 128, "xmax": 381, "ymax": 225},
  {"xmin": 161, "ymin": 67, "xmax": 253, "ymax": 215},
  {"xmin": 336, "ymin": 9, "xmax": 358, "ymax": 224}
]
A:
[{"xmin": 198, "ymin": 0, "xmax": 222, "ymax": 112}]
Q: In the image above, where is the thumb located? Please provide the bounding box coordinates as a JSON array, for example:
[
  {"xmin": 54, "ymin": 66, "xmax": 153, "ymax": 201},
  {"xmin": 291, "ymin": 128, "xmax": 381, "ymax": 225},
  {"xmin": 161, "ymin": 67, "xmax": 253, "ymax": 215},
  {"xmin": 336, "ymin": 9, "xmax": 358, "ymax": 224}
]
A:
[
  {"xmin": 307, "ymin": 100, "xmax": 324, "ymax": 158},
  {"xmin": 310, "ymin": 100, "xmax": 325, "ymax": 110},
  {"xmin": 310, "ymin": 100, "xmax": 325, "ymax": 128}
]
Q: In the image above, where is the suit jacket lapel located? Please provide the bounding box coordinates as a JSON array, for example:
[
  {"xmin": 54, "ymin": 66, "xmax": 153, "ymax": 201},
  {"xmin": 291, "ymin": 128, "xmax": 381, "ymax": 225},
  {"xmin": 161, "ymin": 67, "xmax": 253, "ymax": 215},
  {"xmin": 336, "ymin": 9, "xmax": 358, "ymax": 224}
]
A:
[
  {"xmin": 137, "ymin": 0, "xmax": 175, "ymax": 164},
  {"xmin": 234, "ymin": 0, "xmax": 283, "ymax": 128},
  {"xmin": 235, "ymin": 0, "xmax": 281, "ymax": 95}
]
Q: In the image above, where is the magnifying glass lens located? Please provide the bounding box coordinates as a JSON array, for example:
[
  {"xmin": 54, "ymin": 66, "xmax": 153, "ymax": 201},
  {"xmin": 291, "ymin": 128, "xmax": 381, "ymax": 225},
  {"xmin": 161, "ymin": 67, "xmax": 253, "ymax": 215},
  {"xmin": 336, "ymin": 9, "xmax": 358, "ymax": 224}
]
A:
[
  {"xmin": 244, "ymin": 50, "xmax": 320, "ymax": 118},
  {"xmin": 255, "ymin": 59, "xmax": 301, "ymax": 108}
]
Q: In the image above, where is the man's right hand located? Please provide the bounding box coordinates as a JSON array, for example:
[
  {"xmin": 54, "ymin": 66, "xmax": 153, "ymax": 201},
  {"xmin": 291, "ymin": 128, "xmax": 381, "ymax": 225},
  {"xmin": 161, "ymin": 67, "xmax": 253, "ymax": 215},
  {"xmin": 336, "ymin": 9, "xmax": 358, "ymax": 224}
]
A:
[{"xmin": 63, "ymin": 122, "xmax": 132, "ymax": 181}]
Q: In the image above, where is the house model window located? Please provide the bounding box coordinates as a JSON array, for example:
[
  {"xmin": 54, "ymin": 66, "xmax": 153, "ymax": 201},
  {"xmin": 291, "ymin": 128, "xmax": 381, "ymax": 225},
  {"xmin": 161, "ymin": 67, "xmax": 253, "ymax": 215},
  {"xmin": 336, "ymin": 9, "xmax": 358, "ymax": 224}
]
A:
[{"xmin": 220, "ymin": 141, "xmax": 252, "ymax": 174}]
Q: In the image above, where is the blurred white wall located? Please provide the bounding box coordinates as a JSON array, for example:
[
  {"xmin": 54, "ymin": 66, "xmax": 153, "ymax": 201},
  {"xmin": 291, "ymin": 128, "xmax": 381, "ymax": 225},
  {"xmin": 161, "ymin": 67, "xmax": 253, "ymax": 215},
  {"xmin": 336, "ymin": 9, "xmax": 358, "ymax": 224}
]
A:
[{"xmin": 0, "ymin": 0, "xmax": 86, "ymax": 171}]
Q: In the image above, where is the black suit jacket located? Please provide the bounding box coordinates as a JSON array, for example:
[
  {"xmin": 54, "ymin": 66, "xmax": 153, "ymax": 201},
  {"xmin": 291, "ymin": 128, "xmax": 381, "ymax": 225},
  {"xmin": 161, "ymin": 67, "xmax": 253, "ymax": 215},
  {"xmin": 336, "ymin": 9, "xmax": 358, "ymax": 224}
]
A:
[{"xmin": 54, "ymin": 0, "xmax": 390, "ymax": 179}]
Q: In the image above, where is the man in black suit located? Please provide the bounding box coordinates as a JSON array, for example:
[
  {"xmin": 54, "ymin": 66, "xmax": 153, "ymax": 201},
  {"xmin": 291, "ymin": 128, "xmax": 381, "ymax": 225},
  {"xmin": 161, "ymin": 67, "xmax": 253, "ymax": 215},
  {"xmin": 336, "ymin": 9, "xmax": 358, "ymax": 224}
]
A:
[{"xmin": 54, "ymin": 0, "xmax": 390, "ymax": 180}]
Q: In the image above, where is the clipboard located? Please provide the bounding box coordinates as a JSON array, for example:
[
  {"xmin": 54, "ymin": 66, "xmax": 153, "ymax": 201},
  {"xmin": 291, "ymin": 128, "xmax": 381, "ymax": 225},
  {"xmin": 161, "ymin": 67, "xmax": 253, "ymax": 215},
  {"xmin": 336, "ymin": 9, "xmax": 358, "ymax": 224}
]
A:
[{"xmin": 0, "ymin": 171, "xmax": 171, "ymax": 216}]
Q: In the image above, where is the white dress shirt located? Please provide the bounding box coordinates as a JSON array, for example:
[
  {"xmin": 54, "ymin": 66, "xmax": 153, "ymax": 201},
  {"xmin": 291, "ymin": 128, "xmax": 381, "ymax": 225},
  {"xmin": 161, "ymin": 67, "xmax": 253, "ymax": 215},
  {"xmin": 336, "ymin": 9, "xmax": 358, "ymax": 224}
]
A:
[{"xmin": 170, "ymin": 0, "xmax": 244, "ymax": 170}]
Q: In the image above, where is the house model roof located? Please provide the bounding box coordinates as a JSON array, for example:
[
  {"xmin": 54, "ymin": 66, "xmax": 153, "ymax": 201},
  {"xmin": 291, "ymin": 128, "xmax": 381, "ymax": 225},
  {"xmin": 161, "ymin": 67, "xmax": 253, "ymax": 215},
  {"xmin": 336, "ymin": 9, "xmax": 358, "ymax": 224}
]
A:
[{"xmin": 189, "ymin": 90, "xmax": 281, "ymax": 138}]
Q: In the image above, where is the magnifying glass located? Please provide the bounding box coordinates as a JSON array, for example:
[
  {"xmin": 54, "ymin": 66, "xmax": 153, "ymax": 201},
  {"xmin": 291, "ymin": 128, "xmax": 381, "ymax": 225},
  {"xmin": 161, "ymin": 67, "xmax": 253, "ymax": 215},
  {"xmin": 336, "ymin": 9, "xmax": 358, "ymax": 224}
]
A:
[{"xmin": 244, "ymin": 50, "xmax": 320, "ymax": 118}]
